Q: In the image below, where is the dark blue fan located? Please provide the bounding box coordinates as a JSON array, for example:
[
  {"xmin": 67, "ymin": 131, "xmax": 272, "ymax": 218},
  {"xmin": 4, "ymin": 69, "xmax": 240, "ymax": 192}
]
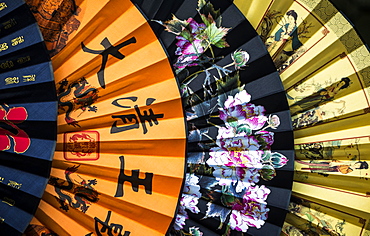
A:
[{"xmin": 0, "ymin": 0, "xmax": 57, "ymax": 235}]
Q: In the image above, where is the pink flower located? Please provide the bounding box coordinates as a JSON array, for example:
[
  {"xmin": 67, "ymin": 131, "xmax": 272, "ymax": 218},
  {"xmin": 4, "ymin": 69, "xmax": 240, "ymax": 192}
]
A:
[
  {"xmin": 256, "ymin": 131, "xmax": 274, "ymax": 150},
  {"xmin": 211, "ymin": 166, "xmax": 261, "ymax": 192},
  {"xmin": 215, "ymin": 126, "xmax": 261, "ymax": 152},
  {"xmin": 208, "ymin": 149, "xmax": 263, "ymax": 168},
  {"xmin": 230, "ymin": 185, "xmax": 271, "ymax": 232},
  {"xmin": 174, "ymin": 18, "xmax": 206, "ymax": 69},
  {"xmin": 173, "ymin": 204, "xmax": 188, "ymax": 230},
  {"xmin": 219, "ymin": 90, "xmax": 267, "ymax": 129},
  {"xmin": 0, "ymin": 106, "xmax": 30, "ymax": 153}
]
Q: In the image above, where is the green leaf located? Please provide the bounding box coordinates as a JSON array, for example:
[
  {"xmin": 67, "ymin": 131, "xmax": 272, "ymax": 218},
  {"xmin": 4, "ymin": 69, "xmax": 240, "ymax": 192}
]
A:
[
  {"xmin": 204, "ymin": 22, "xmax": 229, "ymax": 46},
  {"xmin": 213, "ymin": 38, "xmax": 229, "ymax": 48},
  {"xmin": 197, "ymin": 0, "xmax": 207, "ymax": 10},
  {"xmin": 197, "ymin": 0, "xmax": 222, "ymax": 27},
  {"xmin": 259, "ymin": 165, "xmax": 276, "ymax": 181},
  {"xmin": 161, "ymin": 15, "xmax": 188, "ymax": 35},
  {"xmin": 179, "ymin": 29, "xmax": 192, "ymax": 41},
  {"xmin": 200, "ymin": 14, "xmax": 212, "ymax": 27},
  {"xmin": 216, "ymin": 72, "xmax": 241, "ymax": 107}
]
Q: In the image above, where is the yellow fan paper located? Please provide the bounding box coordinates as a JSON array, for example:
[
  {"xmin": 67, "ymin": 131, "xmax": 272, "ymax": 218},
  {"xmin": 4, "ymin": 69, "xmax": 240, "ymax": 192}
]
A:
[{"xmin": 235, "ymin": 0, "xmax": 370, "ymax": 235}]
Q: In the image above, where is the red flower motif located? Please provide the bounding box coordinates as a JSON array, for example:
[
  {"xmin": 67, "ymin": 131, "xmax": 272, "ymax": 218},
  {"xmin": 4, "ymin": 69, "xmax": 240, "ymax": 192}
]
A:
[{"xmin": 0, "ymin": 105, "xmax": 30, "ymax": 153}]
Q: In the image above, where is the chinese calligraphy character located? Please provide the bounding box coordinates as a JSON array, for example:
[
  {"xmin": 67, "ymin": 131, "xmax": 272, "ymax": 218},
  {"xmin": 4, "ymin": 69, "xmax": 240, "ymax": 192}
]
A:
[
  {"xmin": 86, "ymin": 211, "xmax": 130, "ymax": 236},
  {"xmin": 4, "ymin": 76, "xmax": 19, "ymax": 85},
  {"xmin": 3, "ymin": 18, "xmax": 16, "ymax": 30},
  {"xmin": 2, "ymin": 197, "xmax": 15, "ymax": 206},
  {"xmin": 115, "ymin": 156, "xmax": 153, "ymax": 197},
  {"xmin": 0, "ymin": 105, "xmax": 30, "ymax": 153},
  {"xmin": 0, "ymin": 2, "xmax": 7, "ymax": 11},
  {"xmin": 23, "ymin": 74, "xmax": 36, "ymax": 82},
  {"xmin": 11, "ymin": 36, "xmax": 24, "ymax": 46},
  {"xmin": 111, "ymin": 97, "xmax": 164, "ymax": 134},
  {"xmin": 7, "ymin": 180, "xmax": 22, "ymax": 189},
  {"xmin": 0, "ymin": 60, "xmax": 13, "ymax": 69},
  {"xmin": 81, "ymin": 37, "xmax": 136, "ymax": 89},
  {"xmin": 17, "ymin": 55, "xmax": 31, "ymax": 64},
  {"xmin": 0, "ymin": 42, "xmax": 8, "ymax": 52}
]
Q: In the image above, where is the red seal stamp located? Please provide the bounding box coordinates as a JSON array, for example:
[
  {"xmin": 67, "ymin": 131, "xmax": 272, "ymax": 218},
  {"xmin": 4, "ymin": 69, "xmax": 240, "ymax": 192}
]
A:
[{"xmin": 64, "ymin": 131, "xmax": 100, "ymax": 160}]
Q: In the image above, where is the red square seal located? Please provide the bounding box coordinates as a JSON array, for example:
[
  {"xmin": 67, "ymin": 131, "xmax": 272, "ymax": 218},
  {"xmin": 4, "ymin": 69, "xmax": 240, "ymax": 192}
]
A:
[{"xmin": 64, "ymin": 131, "xmax": 100, "ymax": 161}]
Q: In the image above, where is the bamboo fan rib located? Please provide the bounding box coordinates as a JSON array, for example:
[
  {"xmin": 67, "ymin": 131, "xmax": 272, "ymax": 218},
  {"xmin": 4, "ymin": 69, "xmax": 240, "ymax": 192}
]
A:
[{"xmin": 234, "ymin": 0, "xmax": 370, "ymax": 235}]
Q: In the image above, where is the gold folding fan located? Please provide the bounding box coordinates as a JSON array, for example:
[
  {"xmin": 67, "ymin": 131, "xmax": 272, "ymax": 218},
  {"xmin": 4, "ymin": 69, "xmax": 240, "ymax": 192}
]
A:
[{"xmin": 234, "ymin": 0, "xmax": 370, "ymax": 235}]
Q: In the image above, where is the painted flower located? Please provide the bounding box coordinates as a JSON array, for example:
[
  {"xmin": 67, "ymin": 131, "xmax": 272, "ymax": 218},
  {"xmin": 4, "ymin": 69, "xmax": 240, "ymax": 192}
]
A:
[
  {"xmin": 180, "ymin": 173, "xmax": 201, "ymax": 214},
  {"xmin": 230, "ymin": 185, "xmax": 271, "ymax": 232},
  {"xmin": 0, "ymin": 105, "xmax": 30, "ymax": 153},
  {"xmin": 211, "ymin": 166, "xmax": 260, "ymax": 192},
  {"xmin": 181, "ymin": 194, "xmax": 200, "ymax": 214},
  {"xmin": 183, "ymin": 173, "xmax": 201, "ymax": 198},
  {"xmin": 219, "ymin": 90, "xmax": 267, "ymax": 129},
  {"xmin": 261, "ymin": 151, "xmax": 288, "ymax": 168},
  {"xmin": 270, "ymin": 152, "xmax": 289, "ymax": 168},
  {"xmin": 256, "ymin": 131, "xmax": 274, "ymax": 150},
  {"xmin": 215, "ymin": 126, "xmax": 261, "ymax": 152},
  {"xmin": 173, "ymin": 204, "xmax": 188, "ymax": 230},
  {"xmin": 208, "ymin": 149, "xmax": 264, "ymax": 168},
  {"xmin": 174, "ymin": 18, "xmax": 206, "ymax": 69},
  {"xmin": 231, "ymin": 50, "xmax": 250, "ymax": 69},
  {"xmin": 268, "ymin": 114, "xmax": 280, "ymax": 129}
]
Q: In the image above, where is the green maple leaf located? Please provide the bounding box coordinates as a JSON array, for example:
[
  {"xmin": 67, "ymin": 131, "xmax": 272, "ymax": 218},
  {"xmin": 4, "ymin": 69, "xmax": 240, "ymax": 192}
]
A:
[{"xmin": 204, "ymin": 22, "xmax": 229, "ymax": 46}]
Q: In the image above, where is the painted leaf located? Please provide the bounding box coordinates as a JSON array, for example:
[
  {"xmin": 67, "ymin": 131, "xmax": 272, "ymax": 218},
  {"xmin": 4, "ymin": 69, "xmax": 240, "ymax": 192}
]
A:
[
  {"xmin": 160, "ymin": 15, "xmax": 188, "ymax": 35},
  {"xmin": 204, "ymin": 202, "xmax": 231, "ymax": 223},
  {"xmin": 204, "ymin": 22, "xmax": 229, "ymax": 46}
]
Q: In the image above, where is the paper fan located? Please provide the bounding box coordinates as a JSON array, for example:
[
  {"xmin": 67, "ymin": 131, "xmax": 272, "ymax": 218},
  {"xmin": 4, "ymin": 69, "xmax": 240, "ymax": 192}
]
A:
[
  {"xmin": 0, "ymin": 0, "xmax": 57, "ymax": 235},
  {"xmin": 17, "ymin": 0, "xmax": 295, "ymax": 235},
  {"xmin": 233, "ymin": 0, "xmax": 370, "ymax": 235}
]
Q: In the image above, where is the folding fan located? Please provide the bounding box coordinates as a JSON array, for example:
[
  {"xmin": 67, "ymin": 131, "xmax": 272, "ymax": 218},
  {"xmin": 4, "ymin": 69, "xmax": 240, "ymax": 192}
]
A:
[
  {"xmin": 0, "ymin": 0, "xmax": 57, "ymax": 235},
  {"xmin": 16, "ymin": 0, "xmax": 295, "ymax": 235},
  {"xmin": 233, "ymin": 0, "xmax": 370, "ymax": 235},
  {"xmin": 14, "ymin": 0, "xmax": 369, "ymax": 236}
]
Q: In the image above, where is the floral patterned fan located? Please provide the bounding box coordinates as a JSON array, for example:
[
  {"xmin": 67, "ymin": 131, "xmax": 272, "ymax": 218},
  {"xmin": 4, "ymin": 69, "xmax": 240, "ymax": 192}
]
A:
[{"xmin": 144, "ymin": 0, "xmax": 294, "ymax": 235}]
